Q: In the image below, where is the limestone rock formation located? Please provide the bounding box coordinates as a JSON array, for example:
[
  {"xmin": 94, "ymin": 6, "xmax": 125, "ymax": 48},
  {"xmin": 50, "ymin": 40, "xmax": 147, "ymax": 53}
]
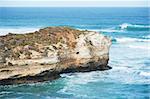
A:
[{"xmin": 0, "ymin": 27, "xmax": 111, "ymax": 85}]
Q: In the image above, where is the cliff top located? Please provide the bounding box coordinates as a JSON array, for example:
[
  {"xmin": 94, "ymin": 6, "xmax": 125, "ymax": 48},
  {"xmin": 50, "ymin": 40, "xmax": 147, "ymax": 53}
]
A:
[
  {"xmin": 0, "ymin": 27, "xmax": 86, "ymax": 48},
  {"xmin": 0, "ymin": 27, "xmax": 94, "ymax": 62}
]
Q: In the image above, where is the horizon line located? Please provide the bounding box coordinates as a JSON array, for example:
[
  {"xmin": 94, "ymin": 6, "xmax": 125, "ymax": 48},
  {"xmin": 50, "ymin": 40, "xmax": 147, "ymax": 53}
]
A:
[{"xmin": 0, "ymin": 6, "xmax": 149, "ymax": 7}]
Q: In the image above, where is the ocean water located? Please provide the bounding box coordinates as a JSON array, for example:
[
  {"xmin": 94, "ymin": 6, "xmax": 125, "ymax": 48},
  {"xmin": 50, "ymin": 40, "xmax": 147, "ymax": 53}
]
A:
[{"xmin": 0, "ymin": 7, "xmax": 150, "ymax": 99}]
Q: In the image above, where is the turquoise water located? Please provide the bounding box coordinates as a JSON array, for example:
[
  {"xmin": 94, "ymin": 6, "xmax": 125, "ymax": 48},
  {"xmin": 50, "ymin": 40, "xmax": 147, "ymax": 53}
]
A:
[{"xmin": 0, "ymin": 7, "xmax": 150, "ymax": 99}]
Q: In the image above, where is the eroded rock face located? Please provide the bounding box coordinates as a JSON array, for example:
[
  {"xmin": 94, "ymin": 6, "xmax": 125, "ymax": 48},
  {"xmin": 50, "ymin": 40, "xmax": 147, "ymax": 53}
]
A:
[{"xmin": 0, "ymin": 27, "xmax": 111, "ymax": 85}]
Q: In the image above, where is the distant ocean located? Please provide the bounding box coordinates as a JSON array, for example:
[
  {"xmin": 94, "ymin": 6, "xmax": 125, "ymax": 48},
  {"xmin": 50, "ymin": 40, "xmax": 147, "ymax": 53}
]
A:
[{"xmin": 0, "ymin": 7, "xmax": 150, "ymax": 99}]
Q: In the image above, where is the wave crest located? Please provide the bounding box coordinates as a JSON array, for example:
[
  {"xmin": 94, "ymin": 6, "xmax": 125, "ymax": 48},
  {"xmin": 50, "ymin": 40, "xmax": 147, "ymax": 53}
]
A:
[
  {"xmin": 94, "ymin": 23, "xmax": 150, "ymax": 33},
  {"xmin": 119, "ymin": 23, "xmax": 150, "ymax": 30}
]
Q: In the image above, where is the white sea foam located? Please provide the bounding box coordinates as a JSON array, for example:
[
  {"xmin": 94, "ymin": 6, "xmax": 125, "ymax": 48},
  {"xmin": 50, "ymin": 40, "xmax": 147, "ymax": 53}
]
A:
[
  {"xmin": 119, "ymin": 23, "xmax": 131, "ymax": 29},
  {"xmin": 60, "ymin": 66, "xmax": 150, "ymax": 93},
  {"xmin": 80, "ymin": 23, "xmax": 150, "ymax": 33},
  {"xmin": 0, "ymin": 28, "xmax": 39, "ymax": 36},
  {"xmin": 115, "ymin": 37, "xmax": 150, "ymax": 43},
  {"xmin": 143, "ymin": 34, "xmax": 150, "ymax": 39},
  {"xmin": 128, "ymin": 45, "xmax": 150, "ymax": 50},
  {"xmin": 139, "ymin": 71, "xmax": 150, "ymax": 77},
  {"xmin": 61, "ymin": 71, "xmax": 100, "ymax": 85},
  {"xmin": 119, "ymin": 23, "xmax": 150, "ymax": 29}
]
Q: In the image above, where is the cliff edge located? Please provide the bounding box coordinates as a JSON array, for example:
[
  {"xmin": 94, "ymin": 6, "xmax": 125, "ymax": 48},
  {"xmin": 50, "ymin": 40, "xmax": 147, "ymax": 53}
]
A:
[{"xmin": 0, "ymin": 27, "xmax": 111, "ymax": 85}]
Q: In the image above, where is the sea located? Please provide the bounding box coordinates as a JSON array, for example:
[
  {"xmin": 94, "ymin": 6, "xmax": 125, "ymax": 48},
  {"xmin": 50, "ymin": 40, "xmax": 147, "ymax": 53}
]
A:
[{"xmin": 0, "ymin": 7, "xmax": 150, "ymax": 99}]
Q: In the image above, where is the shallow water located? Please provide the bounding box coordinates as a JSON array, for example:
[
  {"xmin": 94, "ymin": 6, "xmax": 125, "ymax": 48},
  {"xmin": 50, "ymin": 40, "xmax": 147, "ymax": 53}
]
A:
[{"xmin": 0, "ymin": 7, "xmax": 150, "ymax": 99}]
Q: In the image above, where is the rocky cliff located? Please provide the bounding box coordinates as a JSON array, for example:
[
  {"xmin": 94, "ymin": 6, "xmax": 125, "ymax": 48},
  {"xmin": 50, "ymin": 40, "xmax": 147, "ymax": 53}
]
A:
[{"xmin": 0, "ymin": 27, "xmax": 111, "ymax": 85}]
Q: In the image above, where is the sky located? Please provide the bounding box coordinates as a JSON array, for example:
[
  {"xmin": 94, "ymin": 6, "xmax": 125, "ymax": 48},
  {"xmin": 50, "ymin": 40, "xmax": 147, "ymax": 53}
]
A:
[{"xmin": 0, "ymin": 0, "xmax": 149, "ymax": 7}]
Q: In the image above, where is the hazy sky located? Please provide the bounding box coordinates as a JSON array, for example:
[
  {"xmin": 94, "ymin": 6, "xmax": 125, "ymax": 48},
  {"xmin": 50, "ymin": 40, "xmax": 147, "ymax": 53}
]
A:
[{"xmin": 0, "ymin": 0, "xmax": 149, "ymax": 7}]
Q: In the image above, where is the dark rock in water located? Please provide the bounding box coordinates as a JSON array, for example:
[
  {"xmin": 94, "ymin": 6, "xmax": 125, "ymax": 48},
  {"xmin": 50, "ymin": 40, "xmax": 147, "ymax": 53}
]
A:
[{"xmin": 0, "ymin": 26, "xmax": 111, "ymax": 85}]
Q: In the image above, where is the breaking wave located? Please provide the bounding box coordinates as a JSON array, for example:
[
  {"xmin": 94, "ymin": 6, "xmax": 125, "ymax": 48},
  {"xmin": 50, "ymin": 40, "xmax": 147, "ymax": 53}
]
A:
[
  {"xmin": 87, "ymin": 23, "xmax": 150, "ymax": 33},
  {"xmin": 139, "ymin": 71, "xmax": 150, "ymax": 77},
  {"xmin": 119, "ymin": 23, "xmax": 150, "ymax": 31}
]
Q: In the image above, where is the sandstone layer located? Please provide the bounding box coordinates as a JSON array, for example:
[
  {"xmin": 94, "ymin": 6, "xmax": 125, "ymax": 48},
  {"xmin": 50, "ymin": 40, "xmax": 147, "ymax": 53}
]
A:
[{"xmin": 0, "ymin": 27, "xmax": 111, "ymax": 85}]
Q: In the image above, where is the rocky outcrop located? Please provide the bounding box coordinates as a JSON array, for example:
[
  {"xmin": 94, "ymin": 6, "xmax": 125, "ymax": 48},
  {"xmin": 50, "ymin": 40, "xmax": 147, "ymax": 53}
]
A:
[{"xmin": 0, "ymin": 27, "xmax": 111, "ymax": 85}]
